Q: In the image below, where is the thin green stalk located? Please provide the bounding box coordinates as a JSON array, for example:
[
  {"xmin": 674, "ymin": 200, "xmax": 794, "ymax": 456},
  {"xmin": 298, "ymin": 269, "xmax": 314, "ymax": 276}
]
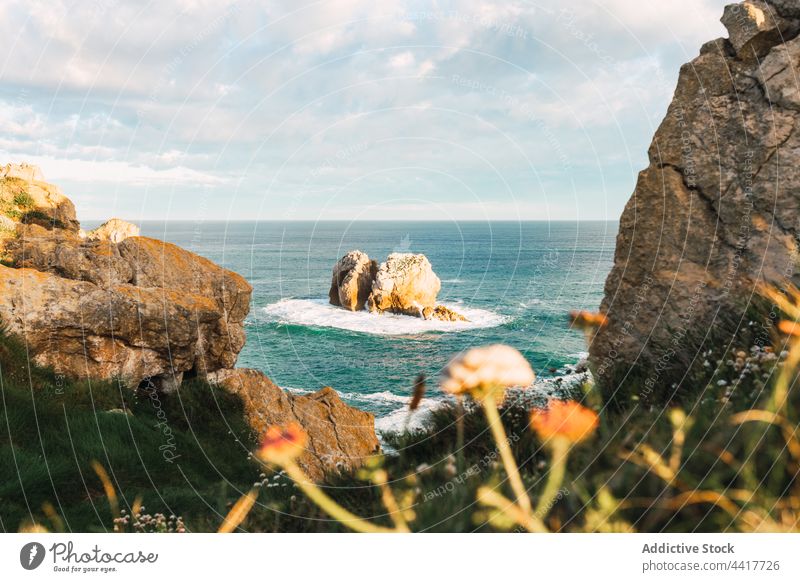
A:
[
  {"xmin": 283, "ymin": 461, "xmax": 397, "ymax": 534},
  {"xmin": 478, "ymin": 487, "xmax": 548, "ymax": 533},
  {"xmin": 482, "ymin": 394, "xmax": 532, "ymax": 514},
  {"xmin": 535, "ymin": 437, "xmax": 570, "ymax": 518},
  {"xmin": 455, "ymin": 396, "xmax": 465, "ymax": 474},
  {"xmin": 373, "ymin": 470, "xmax": 410, "ymax": 532}
]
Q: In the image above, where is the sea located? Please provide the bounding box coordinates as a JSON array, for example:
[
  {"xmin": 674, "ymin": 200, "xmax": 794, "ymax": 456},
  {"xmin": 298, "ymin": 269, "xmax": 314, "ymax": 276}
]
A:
[{"xmin": 128, "ymin": 220, "xmax": 618, "ymax": 433}]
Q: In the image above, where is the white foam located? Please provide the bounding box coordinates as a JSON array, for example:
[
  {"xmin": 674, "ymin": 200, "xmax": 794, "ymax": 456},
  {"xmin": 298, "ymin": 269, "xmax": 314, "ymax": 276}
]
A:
[
  {"xmin": 375, "ymin": 397, "xmax": 447, "ymax": 434},
  {"xmin": 260, "ymin": 298, "xmax": 509, "ymax": 336}
]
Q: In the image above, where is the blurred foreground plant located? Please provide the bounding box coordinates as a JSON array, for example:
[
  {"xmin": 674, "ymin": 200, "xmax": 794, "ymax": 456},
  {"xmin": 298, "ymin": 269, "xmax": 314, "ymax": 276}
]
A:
[{"xmin": 221, "ymin": 423, "xmax": 411, "ymax": 533}]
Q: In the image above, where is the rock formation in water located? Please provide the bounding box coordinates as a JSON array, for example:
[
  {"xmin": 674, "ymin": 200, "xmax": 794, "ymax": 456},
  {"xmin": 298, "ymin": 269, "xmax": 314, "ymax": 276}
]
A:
[
  {"xmin": 329, "ymin": 250, "xmax": 467, "ymax": 321},
  {"xmin": 0, "ymin": 164, "xmax": 381, "ymax": 478},
  {"xmin": 207, "ymin": 368, "xmax": 380, "ymax": 480},
  {"xmin": 329, "ymin": 250, "xmax": 377, "ymax": 311},
  {"xmin": 590, "ymin": 0, "xmax": 800, "ymax": 401},
  {"xmin": 368, "ymin": 253, "xmax": 442, "ymax": 318}
]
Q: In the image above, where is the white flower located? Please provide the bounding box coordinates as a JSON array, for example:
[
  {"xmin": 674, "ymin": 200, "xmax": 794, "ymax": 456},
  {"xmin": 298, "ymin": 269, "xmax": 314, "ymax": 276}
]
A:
[{"xmin": 441, "ymin": 344, "xmax": 535, "ymax": 396}]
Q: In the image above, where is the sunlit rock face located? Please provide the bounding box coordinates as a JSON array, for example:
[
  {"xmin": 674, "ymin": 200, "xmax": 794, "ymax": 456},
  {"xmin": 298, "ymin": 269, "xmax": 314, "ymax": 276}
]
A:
[
  {"xmin": 329, "ymin": 250, "xmax": 378, "ymax": 312},
  {"xmin": 590, "ymin": 1, "xmax": 800, "ymax": 401},
  {"xmin": 368, "ymin": 253, "xmax": 442, "ymax": 318},
  {"xmin": 0, "ymin": 165, "xmax": 252, "ymax": 392},
  {"xmin": 207, "ymin": 368, "xmax": 380, "ymax": 481}
]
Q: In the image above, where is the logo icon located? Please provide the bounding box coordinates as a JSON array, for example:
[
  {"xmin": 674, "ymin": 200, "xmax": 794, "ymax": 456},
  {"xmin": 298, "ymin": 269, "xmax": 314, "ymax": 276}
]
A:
[{"xmin": 20, "ymin": 542, "xmax": 46, "ymax": 570}]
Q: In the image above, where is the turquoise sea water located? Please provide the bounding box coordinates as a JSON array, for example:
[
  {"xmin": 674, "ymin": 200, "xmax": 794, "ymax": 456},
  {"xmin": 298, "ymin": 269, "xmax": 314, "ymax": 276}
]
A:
[{"xmin": 133, "ymin": 221, "xmax": 617, "ymax": 430}]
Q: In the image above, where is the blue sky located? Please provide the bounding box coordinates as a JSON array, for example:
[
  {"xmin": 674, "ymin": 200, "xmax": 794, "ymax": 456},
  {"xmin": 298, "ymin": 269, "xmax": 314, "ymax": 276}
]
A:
[{"xmin": 0, "ymin": 0, "xmax": 729, "ymax": 222}]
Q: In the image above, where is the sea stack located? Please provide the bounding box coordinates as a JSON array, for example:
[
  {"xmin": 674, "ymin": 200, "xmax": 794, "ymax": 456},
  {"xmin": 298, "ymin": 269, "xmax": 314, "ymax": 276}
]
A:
[{"xmin": 329, "ymin": 250, "xmax": 466, "ymax": 321}]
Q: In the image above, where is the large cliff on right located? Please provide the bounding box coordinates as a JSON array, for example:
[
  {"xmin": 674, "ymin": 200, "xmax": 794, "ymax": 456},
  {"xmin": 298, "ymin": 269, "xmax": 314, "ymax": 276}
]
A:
[{"xmin": 590, "ymin": 1, "xmax": 800, "ymax": 402}]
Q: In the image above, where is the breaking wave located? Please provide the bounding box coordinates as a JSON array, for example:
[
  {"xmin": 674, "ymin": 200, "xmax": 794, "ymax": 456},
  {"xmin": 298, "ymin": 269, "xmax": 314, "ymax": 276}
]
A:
[{"xmin": 260, "ymin": 298, "xmax": 509, "ymax": 336}]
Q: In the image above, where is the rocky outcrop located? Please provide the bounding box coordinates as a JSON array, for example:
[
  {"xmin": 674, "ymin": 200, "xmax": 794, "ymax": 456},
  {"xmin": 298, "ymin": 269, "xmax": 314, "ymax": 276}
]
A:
[
  {"xmin": 84, "ymin": 218, "xmax": 140, "ymax": 243},
  {"xmin": 329, "ymin": 250, "xmax": 467, "ymax": 321},
  {"xmin": 329, "ymin": 250, "xmax": 377, "ymax": 311},
  {"xmin": 590, "ymin": 1, "xmax": 800, "ymax": 401},
  {"xmin": 0, "ymin": 163, "xmax": 79, "ymax": 233},
  {"xmin": 423, "ymin": 305, "xmax": 468, "ymax": 322},
  {"xmin": 0, "ymin": 165, "xmax": 251, "ymax": 391},
  {"xmin": 207, "ymin": 368, "xmax": 380, "ymax": 481},
  {"xmin": 367, "ymin": 253, "xmax": 442, "ymax": 317}
]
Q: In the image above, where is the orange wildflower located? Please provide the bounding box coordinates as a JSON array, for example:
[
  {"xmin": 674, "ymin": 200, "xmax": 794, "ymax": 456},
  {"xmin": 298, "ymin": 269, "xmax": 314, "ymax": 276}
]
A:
[
  {"xmin": 569, "ymin": 310, "xmax": 608, "ymax": 330},
  {"xmin": 530, "ymin": 400, "xmax": 599, "ymax": 444},
  {"xmin": 257, "ymin": 423, "xmax": 308, "ymax": 464},
  {"xmin": 778, "ymin": 320, "xmax": 800, "ymax": 337}
]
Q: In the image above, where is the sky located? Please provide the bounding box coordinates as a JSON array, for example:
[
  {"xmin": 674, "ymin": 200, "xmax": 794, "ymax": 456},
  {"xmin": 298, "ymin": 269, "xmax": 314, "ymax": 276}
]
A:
[{"xmin": 0, "ymin": 0, "xmax": 730, "ymax": 222}]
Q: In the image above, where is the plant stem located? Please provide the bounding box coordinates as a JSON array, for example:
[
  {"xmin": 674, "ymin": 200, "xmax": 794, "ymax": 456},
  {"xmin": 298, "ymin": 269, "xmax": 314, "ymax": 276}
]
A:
[
  {"xmin": 535, "ymin": 437, "xmax": 570, "ymax": 518},
  {"xmin": 481, "ymin": 394, "xmax": 532, "ymax": 514},
  {"xmin": 455, "ymin": 396, "xmax": 465, "ymax": 474},
  {"xmin": 771, "ymin": 340, "xmax": 800, "ymax": 415},
  {"xmin": 283, "ymin": 461, "xmax": 397, "ymax": 533},
  {"xmin": 478, "ymin": 487, "xmax": 548, "ymax": 533},
  {"xmin": 373, "ymin": 470, "xmax": 411, "ymax": 532}
]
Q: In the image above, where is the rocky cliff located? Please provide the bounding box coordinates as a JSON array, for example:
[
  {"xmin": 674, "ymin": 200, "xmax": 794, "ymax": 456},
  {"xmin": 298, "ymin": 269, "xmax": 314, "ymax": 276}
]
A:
[
  {"xmin": 590, "ymin": 1, "xmax": 800, "ymax": 402},
  {"xmin": 0, "ymin": 164, "xmax": 379, "ymax": 478}
]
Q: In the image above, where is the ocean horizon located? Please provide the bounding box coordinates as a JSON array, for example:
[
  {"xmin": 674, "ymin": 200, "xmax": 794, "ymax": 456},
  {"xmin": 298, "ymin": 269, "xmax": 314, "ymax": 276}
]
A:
[{"xmin": 100, "ymin": 220, "xmax": 618, "ymax": 431}]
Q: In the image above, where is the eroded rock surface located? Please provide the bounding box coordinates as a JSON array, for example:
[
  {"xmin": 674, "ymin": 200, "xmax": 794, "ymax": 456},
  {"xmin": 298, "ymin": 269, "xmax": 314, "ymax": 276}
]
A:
[
  {"xmin": 590, "ymin": 1, "xmax": 800, "ymax": 400},
  {"xmin": 84, "ymin": 218, "xmax": 140, "ymax": 243},
  {"xmin": 207, "ymin": 368, "xmax": 380, "ymax": 481},
  {"xmin": 368, "ymin": 253, "xmax": 442, "ymax": 317},
  {"xmin": 0, "ymin": 165, "xmax": 251, "ymax": 390},
  {"xmin": 329, "ymin": 250, "xmax": 377, "ymax": 311}
]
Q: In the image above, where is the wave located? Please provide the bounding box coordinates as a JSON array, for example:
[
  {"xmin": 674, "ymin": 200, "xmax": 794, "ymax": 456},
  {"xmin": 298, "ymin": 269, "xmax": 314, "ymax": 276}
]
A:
[
  {"xmin": 260, "ymin": 298, "xmax": 509, "ymax": 336},
  {"xmin": 375, "ymin": 370, "xmax": 591, "ymax": 436}
]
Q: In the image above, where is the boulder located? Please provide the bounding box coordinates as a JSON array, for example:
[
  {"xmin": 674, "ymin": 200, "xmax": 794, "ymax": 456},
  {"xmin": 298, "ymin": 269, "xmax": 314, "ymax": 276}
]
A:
[
  {"xmin": 329, "ymin": 250, "xmax": 377, "ymax": 311},
  {"xmin": 720, "ymin": 1, "xmax": 796, "ymax": 58},
  {"xmin": 423, "ymin": 304, "xmax": 468, "ymax": 322},
  {"xmin": 367, "ymin": 253, "xmax": 442, "ymax": 317},
  {"xmin": 84, "ymin": 218, "xmax": 140, "ymax": 243},
  {"xmin": 590, "ymin": 0, "xmax": 800, "ymax": 401},
  {"xmin": 207, "ymin": 368, "xmax": 380, "ymax": 481}
]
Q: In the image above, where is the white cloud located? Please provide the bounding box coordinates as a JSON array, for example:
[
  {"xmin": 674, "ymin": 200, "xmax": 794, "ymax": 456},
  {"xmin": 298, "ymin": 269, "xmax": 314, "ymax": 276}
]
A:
[{"xmin": 1, "ymin": 154, "xmax": 225, "ymax": 186}]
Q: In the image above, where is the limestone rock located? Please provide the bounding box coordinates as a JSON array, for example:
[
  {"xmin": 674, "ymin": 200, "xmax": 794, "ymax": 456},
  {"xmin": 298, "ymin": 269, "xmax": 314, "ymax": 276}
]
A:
[
  {"xmin": 0, "ymin": 265, "xmax": 224, "ymax": 385},
  {"xmin": 7, "ymin": 224, "xmax": 133, "ymax": 287},
  {"xmin": 1, "ymin": 162, "xmax": 44, "ymax": 182},
  {"xmin": 0, "ymin": 166, "xmax": 252, "ymax": 389},
  {"xmin": 367, "ymin": 253, "xmax": 442, "ymax": 317},
  {"xmin": 720, "ymin": 1, "xmax": 797, "ymax": 58},
  {"xmin": 207, "ymin": 368, "xmax": 380, "ymax": 481},
  {"xmin": 590, "ymin": 0, "xmax": 800, "ymax": 401},
  {"xmin": 329, "ymin": 250, "xmax": 377, "ymax": 311},
  {"xmin": 0, "ymin": 164, "xmax": 79, "ymax": 233},
  {"xmin": 423, "ymin": 305, "xmax": 468, "ymax": 321},
  {"xmin": 85, "ymin": 218, "xmax": 140, "ymax": 243}
]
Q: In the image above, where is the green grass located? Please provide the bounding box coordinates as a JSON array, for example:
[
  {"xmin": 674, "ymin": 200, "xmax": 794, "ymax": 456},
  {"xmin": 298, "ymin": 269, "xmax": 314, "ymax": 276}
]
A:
[{"xmin": 12, "ymin": 191, "xmax": 34, "ymax": 209}]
